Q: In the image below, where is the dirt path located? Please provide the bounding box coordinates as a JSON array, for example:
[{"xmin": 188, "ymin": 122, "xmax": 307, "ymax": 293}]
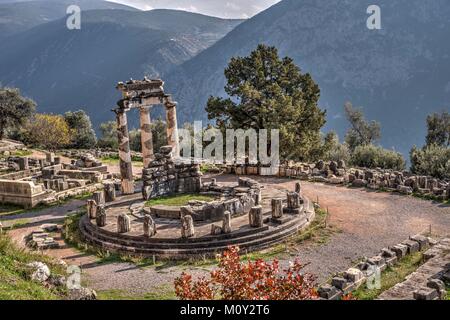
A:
[{"xmin": 3, "ymin": 174, "xmax": 449, "ymax": 296}]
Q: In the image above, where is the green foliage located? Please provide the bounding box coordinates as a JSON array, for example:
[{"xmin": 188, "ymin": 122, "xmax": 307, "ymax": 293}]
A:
[
  {"xmin": 24, "ymin": 113, "xmax": 72, "ymax": 150},
  {"xmin": 344, "ymin": 102, "xmax": 381, "ymax": 151},
  {"xmin": 321, "ymin": 132, "xmax": 351, "ymax": 163},
  {"xmin": 0, "ymin": 86, "xmax": 36, "ymax": 140},
  {"xmin": 206, "ymin": 44, "xmax": 326, "ymax": 161},
  {"xmin": 351, "ymin": 144, "xmax": 406, "ymax": 170},
  {"xmin": 97, "ymin": 121, "xmax": 118, "ymax": 149},
  {"xmin": 426, "ymin": 111, "xmax": 450, "ymax": 147},
  {"xmin": 0, "ymin": 233, "xmax": 66, "ymax": 300},
  {"xmin": 64, "ymin": 110, "xmax": 97, "ymax": 149},
  {"xmin": 410, "ymin": 144, "xmax": 450, "ymax": 179},
  {"xmin": 145, "ymin": 194, "xmax": 216, "ymax": 207},
  {"xmin": 353, "ymin": 252, "xmax": 423, "ymax": 300}
]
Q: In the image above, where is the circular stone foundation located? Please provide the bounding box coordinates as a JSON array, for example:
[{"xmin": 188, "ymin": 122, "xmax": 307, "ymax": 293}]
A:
[{"xmin": 79, "ymin": 178, "xmax": 316, "ymax": 259}]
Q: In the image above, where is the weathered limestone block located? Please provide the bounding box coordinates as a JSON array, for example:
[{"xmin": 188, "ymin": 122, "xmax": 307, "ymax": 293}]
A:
[
  {"xmin": 222, "ymin": 211, "xmax": 232, "ymax": 234},
  {"xmin": 18, "ymin": 157, "xmax": 29, "ymax": 170},
  {"xmin": 46, "ymin": 152, "xmax": 55, "ymax": 164},
  {"xmin": 104, "ymin": 183, "xmax": 116, "ymax": 202},
  {"xmin": 210, "ymin": 224, "xmax": 222, "ymax": 235},
  {"xmin": 402, "ymin": 239, "xmax": 420, "ymax": 254},
  {"xmin": 331, "ymin": 277, "xmax": 354, "ymax": 294},
  {"xmin": 249, "ymin": 206, "xmax": 263, "ymax": 228},
  {"xmin": 427, "ymin": 279, "xmax": 446, "ymax": 300},
  {"xmin": 142, "ymin": 185, "xmax": 153, "ymax": 201},
  {"xmin": 352, "ymin": 179, "xmax": 367, "ymax": 188},
  {"xmin": 117, "ymin": 214, "xmax": 131, "ymax": 233},
  {"xmin": 143, "ymin": 214, "xmax": 157, "ymax": 238},
  {"xmin": 410, "ymin": 234, "xmax": 429, "ymax": 251},
  {"xmin": 317, "ymin": 284, "xmax": 342, "ymax": 300},
  {"xmin": 271, "ymin": 198, "xmax": 283, "ymax": 219},
  {"xmin": 390, "ymin": 243, "xmax": 408, "ymax": 259},
  {"xmin": 86, "ymin": 199, "xmax": 97, "ymax": 219},
  {"xmin": 287, "ymin": 192, "xmax": 300, "ymax": 209},
  {"xmin": 367, "ymin": 255, "xmax": 387, "ymax": 272},
  {"xmin": 181, "ymin": 215, "xmax": 195, "ymax": 238},
  {"xmin": 397, "ymin": 185, "xmax": 413, "ymax": 195},
  {"xmin": 254, "ymin": 189, "xmax": 262, "ymax": 205},
  {"xmin": 413, "ymin": 287, "xmax": 439, "ymax": 300},
  {"xmin": 96, "ymin": 206, "xmax": 106, "ymax": 227},
  {"xmin": 93, "ymin": 191, "xmax": 105, "ymax": 206},
  {"xmin": 180, "ymin": 206, "xmax": 195, "ymax": 219},
  {"xmin": 337, "ymin": 160, "xmax": 346, "ymax": 169},
  {"xmin": 381, "ymin": 248, "xmax": 398, "ymax": 266}
]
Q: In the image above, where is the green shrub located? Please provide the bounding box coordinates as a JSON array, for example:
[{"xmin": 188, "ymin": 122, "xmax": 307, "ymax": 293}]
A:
[
  {"xmin": 410, "ymin": 144, "xmax": 450, "ymax": 179},
  {"xmin": 351, "ymin": 144, "xmax": 406, "ymax": 170}
]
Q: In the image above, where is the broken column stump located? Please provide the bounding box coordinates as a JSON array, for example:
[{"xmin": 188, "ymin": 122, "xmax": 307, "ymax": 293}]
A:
[
  {"xmin": 104, "ymin": 183, "xmax": 116, "ymax": 203},
  {"xmin": 222, "ymin": 211, "xmax": 232, "ymax": 234},
  {"xmin": 117, "ymin": 213, "xmax": 131, "ymax": 233},
  {"xmin": 181, "ymin": 215, "xmax": 195, "ymax": 238},
  {"xmin": 96, "ymin": 205, "xmax": 106, "ymax": 227},
  {"xmin": 93, "ymin": 191, "xmax": 105, "ymax": 206},
  {"xmin": 271, "ymin": 198, "xmax": 283, "ymax": 219},
  {"xmin": 143, "ymin": 215, "xmax": 157, "ymax": 238},
  {"xmin": 249, "ymin": 206, "xmax": 263, "ymax": 228},
  {"xmin": 87, "ymin": 199, "xmax": 97, "ymax": 219}
]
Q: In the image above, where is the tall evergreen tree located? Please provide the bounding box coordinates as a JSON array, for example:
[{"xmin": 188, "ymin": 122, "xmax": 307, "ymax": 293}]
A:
[{"xmin": 206, "ymin": 44, "xmax": 326, "ymax": 161}]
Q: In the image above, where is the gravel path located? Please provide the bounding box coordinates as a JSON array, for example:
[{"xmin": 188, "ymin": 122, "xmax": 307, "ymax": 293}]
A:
[{"xmin": 3, "ymin": 174, "xmax": 449, "ymax": 295}]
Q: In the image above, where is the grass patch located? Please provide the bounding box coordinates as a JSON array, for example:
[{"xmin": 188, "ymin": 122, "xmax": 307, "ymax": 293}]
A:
[
  {"xmin": 11, "ymin": 150, "xmax": 33, "ymax": 157},
  {"xmin": 352, "ymin": 252, "xmax": 424, "ymax": 300},
  {"xmin": 291, "ymin": 208, "xmax": 335, "ymax": 245},
  {"xmin": 0, "ymin": 232, "xmax": 66, "ymax": 300},
  {"xmin": 145, "ymin": 194, "xmax": 216, "ymax": 207},
  {"xmin": 0, "ymin": 204, "xmax": 27, "ymax": 217},
  {"xmin": 97, "ymin": 285, "xmax": 176, "ymax": 300}
]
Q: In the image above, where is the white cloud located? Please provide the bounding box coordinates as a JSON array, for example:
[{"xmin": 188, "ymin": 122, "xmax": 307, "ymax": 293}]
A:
[{"xmin": 107, "ymin": 0, "xmax": 281, "ymax": 19}]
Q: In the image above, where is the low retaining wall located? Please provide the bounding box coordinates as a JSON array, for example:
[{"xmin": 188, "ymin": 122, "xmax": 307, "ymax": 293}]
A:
[{"xmin": 0, "ymin": 179, "xmax": 51, "ymax": 208}]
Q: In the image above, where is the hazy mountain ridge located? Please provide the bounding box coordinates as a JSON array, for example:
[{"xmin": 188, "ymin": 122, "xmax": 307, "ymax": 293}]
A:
[
  {"xmin": 0, "ymin": 8, "xmax": 243, "ymax": 127},
  {"xmin": 166, "ymin": 0, "xmax": 450, "ymax": 156},
  {"xmin": 0, "ymin": 0, "xmax": 138, "ymax": 39}
]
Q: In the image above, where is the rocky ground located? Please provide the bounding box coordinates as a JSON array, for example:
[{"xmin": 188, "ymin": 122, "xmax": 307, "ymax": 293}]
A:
[{"xmin": 2, "ymin": 174, "xmax": 449, "ymax": 298}]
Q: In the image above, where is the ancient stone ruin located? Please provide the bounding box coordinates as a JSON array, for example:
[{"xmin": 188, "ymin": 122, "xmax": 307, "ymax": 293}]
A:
[{"xmin": 113, "ymin": 77, "xmax": 179, "ymax": 195}]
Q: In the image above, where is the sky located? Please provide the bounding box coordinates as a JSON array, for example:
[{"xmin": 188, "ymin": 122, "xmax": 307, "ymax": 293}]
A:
[{"xmin": 107, "ymin": 0, "xmax": 281, "ymax": 19}]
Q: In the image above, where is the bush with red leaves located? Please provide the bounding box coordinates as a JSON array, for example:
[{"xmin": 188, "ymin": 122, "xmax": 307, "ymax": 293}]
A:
[{"xmin": 174, "ymin": 246, "xmax": 318, "ymax": 300}]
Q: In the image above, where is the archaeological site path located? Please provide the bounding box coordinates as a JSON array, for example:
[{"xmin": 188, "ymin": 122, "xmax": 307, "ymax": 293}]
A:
[{"xmin": 4, "ymin": 174, "xmax": 450, "ymax": 296}]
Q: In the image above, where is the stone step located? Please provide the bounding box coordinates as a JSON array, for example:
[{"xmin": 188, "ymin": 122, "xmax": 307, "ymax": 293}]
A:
[
  {"xmin": 80, "ymin": 213, "xmax": 307, "ymax": 251},
  {"xmin": 79, "ymin": 214, "xmax": 311, "ymax": 258}
]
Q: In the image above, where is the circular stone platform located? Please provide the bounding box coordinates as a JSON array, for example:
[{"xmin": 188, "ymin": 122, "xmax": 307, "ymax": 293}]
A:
[{"xmin": 79, "ymin": 195, "xmax": 316, "ymax": 259}]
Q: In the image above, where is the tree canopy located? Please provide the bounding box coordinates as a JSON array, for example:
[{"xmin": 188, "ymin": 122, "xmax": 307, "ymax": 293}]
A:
[
  {"xmin": 344, "ymin": 102, "xmax": 381, "ymax": 151},
  {"xmin": 0, "ymin": 87, "xmax": 36, "ymax": 140},
  {"xmin": 426, "ymin": 111, "xmax": 450, "ymax": 147},
  {"xmin": 206, "ymin": 44, "xmax": 326, "ymax": 161},
  {"xmin": 64, "ymin": 110, "xmax": 97, "ymax": 149}
]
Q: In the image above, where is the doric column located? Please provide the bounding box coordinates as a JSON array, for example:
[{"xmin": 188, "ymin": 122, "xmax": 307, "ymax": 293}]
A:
[
  {"xmin": 139, "ymin": 106, "xmax": 154, "ymax": 168},
  {"xmin": 165, "ymin": 101, "xmax": 179, "ymax": 157},
  {"xmin": 116, "ymin": 109, "xmax": 134, "ymax": 194}
]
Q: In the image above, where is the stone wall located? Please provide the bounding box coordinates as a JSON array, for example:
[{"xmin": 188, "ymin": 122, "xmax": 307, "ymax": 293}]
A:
[
  {"xmin": 223, "ymin": 162, "xmax": 450, "ymax": 201},
  {"xmin": 142, "ymin": 146, "xmax": 202, "ymax": 200},
  {"xmin": 0, "ymin": 179, "xmax": 51, "ymax": 208}
]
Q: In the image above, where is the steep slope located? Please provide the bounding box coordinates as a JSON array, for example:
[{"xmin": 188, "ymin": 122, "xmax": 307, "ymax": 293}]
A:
[
  {"xmin": 167, "ymin": 0, "xmax": 450, "ymax": 156},
  {"xmin": 0, "ymin": 0, "xmax": 137, "ymax": 39},
  {"xmin": 0, "ymin": 9, "xmax": 243, "ymax": 127}
]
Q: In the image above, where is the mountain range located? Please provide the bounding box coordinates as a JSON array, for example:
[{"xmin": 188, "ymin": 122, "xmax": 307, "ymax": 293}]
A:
[
  {"xmin": 1, "ymin": 0, "xmax": 449, "ymax": 157},
  {"xmin": 0, "ymin": 1, "xmax": 243, "ymax": 126}
]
